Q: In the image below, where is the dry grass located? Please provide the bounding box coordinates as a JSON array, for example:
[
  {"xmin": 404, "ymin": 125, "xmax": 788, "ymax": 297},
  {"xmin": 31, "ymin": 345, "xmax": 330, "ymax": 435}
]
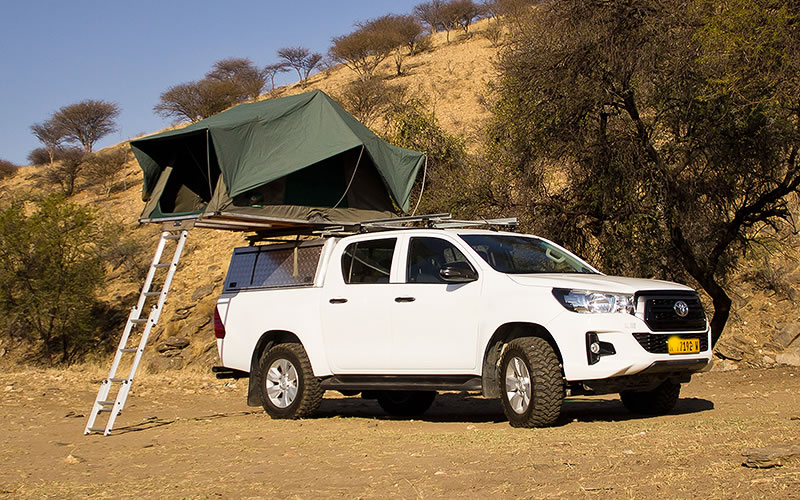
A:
[{"xmin": 1, "ymin": 367, "xmax": 798, "ymax": 498}]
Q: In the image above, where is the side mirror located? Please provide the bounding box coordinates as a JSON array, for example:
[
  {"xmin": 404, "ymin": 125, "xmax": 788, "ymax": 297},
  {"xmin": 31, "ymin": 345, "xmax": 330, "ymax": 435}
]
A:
[{"xmin": 439, "ymin": 262, "xmax": 478, "ymax": 283}]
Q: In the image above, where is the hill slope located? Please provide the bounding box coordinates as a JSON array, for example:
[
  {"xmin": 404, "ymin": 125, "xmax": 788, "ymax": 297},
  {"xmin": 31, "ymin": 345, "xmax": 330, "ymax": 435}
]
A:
[{"xmin": 0, "ymin": 18, "xmax": 797, "ymax": 372}]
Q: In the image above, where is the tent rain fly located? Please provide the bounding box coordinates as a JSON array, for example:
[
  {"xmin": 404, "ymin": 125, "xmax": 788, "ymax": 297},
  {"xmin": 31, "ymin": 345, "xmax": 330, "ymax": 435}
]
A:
[{"xmin": 130, "ymin": 90, "xmax": 426, "ymax": 232}]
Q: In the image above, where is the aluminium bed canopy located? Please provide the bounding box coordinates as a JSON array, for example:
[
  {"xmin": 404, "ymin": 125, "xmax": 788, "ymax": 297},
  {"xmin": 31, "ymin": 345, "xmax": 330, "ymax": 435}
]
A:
[{"xmin": 130, "ymin": 90, "xmax": 426, "ymax": 232}]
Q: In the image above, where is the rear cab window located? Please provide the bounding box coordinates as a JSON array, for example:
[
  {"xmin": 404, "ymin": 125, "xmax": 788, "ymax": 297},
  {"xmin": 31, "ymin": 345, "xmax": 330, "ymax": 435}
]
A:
[{"xmin": 341, "ymin": 238, "xmax": 397, "ymax": 284}]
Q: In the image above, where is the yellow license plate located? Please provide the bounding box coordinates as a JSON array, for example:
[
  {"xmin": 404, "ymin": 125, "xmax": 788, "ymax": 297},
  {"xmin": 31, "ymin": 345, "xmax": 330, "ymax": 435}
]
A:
[{"xmin": 667, "ymin": 336, "xmax": 700, "ymax": 355}]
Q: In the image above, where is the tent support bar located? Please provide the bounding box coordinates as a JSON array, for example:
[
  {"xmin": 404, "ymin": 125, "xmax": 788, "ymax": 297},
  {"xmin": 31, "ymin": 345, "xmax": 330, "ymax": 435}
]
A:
[
  {"xmin": 206, "ymin": 129, "xmax": 213, "ymax": 200},
  {"xmin": 411, "ymin": 155, "xmax": 428, "ymax": 216},
  {"xmin": 330, "ymin": 145, "xmax": 364, "ymax": 211}
]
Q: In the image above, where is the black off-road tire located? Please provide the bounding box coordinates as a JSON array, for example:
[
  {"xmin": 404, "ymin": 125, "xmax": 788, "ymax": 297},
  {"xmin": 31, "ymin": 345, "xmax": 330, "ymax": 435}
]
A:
[
  {"xmin": 376, "ymin": 390, "xmax": 437, "ymax": 417},
  {"xmin": 257, "ymin": 343, "xmax": 323, "ymax": 419},
  {"xmin": 620, "ymin": 381, "xmax": 681, "ymax": 415},
  {"xmin": 499, "ymin": 337, "xmax": 564, "ymax": 428}
]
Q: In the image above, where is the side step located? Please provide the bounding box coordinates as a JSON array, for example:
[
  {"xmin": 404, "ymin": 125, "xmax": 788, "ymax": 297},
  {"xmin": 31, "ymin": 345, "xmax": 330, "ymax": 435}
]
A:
[
  {"xmin": 320, "ymin": 375, "xmax": 482, "ymax": 392},
  {"xmin": 211, "ymin": 366, "xmax": 248, "ymax": 380}
]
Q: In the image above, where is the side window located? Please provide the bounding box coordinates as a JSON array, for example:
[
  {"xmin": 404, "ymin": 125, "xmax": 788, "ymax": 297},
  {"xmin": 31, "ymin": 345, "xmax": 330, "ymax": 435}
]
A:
[
  {"xmin": 341, "ymin": 238, "xmax": 396, "ymax": 284},
  {"xmin": 406, "ymin": 237, "xmax": 475, "ymax": 283}
]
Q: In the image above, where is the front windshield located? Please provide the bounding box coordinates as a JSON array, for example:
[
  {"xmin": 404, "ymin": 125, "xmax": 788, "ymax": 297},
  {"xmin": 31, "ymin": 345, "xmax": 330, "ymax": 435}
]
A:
[{"xmin": 459, "ymin": 234, "xmax": 597, "ymax": 274}]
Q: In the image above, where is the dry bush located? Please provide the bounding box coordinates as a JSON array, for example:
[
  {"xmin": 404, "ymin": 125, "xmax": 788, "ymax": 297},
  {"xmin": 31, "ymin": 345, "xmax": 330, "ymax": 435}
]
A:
[
  {"xmin": 333, "ymin": 77, "xmax": 407, "ymax": 127},
  {"xmin": 0, "ymin": 159, "xmax": 18, "ymax": 180},
  {"xmin": 39, "ymin": 147, "xmax": 86, "ymax": 196},
  {"xmin": 85, "ymin": 147, "xmax": 132, "ymax": 198}
]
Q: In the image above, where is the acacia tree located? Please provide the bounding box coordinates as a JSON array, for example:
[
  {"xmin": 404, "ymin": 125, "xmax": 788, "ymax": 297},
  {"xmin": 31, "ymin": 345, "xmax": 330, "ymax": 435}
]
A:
[
  {"xmin": 383, "ymin": 14, "xmax": 424, "ymax": 75},
  {"xmin": 439, "ymin": 0, "xmax": 482, "ymax": 41},
  {"xmin": 277, "ymin": 47, "xmax": 322, "ymax": 83},
  {"xmin": 264, "ymin": 62, "xmax": 291, "ymax": 91},
  {"xmin": 51, "ymin": 100, "xmax": 120, "ymax": 153},
  {"xmin": 414, "ymin": 1, "xmax": 445, "ymax": 34},
  {"xmin": 154, "ymin": 79, "xmax": 242, "ymax": 122},
  {"xmin": 30, "ymin": 119, "xmax": 65, "ymax": 166},
  {"xmin": 330, "ymin": 17, "xmax": 404, "ymax": 80},
  {"xmin": 206, "ymin": 57, "xmax": 268, "ymax": 101},
  {"xmin": 487, "ymin": 0, "xmax": 800, "ymax": 346}
]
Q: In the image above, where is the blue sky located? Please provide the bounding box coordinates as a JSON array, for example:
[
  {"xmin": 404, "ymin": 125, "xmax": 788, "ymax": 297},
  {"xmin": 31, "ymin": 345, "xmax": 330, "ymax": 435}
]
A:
[{"xmin": 0, "ymin": 0, "xmax": 423, "ymax": 165}]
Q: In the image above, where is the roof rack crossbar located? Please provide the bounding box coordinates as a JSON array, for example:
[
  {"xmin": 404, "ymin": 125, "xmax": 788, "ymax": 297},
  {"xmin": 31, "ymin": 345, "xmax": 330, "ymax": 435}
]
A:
[{"xmin": 432, "ymin": 217, "xmax": 519, "ymax": 229}]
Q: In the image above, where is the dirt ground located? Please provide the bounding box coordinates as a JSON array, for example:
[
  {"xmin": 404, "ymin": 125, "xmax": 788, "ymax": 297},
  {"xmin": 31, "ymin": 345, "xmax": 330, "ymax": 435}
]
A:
[{"xmin": 1, "ymin": 365, "xmax": 798, "ymax": 499}]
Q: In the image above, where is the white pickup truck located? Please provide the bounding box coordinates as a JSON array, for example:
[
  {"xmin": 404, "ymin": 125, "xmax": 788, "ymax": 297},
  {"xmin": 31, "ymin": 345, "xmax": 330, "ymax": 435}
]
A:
[{"xmin": 213, "ymin": 227, "xmax": 711, "ymax": 427}]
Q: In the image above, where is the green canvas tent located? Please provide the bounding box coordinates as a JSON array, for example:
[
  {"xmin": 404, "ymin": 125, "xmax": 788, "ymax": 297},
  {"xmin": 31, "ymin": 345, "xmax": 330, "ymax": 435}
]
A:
[{"xmin": 131, "ymin": 90, "xmax": 426, "ymax": 232}]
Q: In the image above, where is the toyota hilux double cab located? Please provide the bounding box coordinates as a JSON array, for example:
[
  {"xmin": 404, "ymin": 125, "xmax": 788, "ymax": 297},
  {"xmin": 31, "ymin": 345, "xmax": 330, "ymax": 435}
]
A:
[{"xmin": 213, "ymin": 225, "xmax": 711, "ymax": 427}]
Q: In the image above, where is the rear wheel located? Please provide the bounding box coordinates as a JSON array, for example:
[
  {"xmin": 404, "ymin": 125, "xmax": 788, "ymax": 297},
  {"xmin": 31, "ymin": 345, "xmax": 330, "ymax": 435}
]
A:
[
  {"xmin": 257, "ymin": 343, "xmax": 323, "ymax": 419},
  {"xmin": 620, "ymin": 381, "xmax": 681, "ymax": 415},
  {"xmin": 376, "ymin": 390, "xmax": 436, "ymax": 417},
  {"xmin": 499, "ymin": 337, "xmax": 564, "ymax": 428}
]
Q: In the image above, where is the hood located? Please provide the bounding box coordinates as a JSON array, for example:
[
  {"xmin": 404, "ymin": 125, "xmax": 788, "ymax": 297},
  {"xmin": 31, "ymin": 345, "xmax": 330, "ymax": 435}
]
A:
[{"xmin": 507, "ymin": 274, "xmax": 694, "ymax": 294}]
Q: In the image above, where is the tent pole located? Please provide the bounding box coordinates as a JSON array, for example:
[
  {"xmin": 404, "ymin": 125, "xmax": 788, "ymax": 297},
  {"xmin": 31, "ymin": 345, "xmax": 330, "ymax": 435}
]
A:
[
  {"xmin": 331, "ymin": 145, "xmax": 364, "ymax": 210},
  {"xmin": 206, "ymin": 129, "xmax": 213, "ymax": 199},
  {"xmin": 411, "ymin": 155, "xmax": 428, "ymax": 216}
]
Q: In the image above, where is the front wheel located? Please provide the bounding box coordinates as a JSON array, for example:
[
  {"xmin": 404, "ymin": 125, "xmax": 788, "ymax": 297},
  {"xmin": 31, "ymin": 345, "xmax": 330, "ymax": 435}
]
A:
[
  {"xmin": 620, "ymin": 381, "xmax": 680, "ymax": 415},
  {"xmin": 499, "ymin": 337, "xmax": 564, "ymax": 428},
  {"xmin": 257, "ymin": 343, "xmax": 323, "ymax": 419}
]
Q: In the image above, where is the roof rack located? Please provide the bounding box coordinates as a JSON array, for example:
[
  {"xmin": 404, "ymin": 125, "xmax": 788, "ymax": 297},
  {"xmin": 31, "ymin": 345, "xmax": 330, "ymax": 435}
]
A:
[
  {"xmin": 245, "ymin": 213, "xmax": 519, "ymax": 243},
  {"xmin": 358, "ymin": 213, "xmax": 518, "ymax": 231}
]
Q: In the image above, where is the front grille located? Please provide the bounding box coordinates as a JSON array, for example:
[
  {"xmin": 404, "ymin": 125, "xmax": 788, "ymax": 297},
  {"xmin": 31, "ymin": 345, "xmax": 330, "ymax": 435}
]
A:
[
  {"xmin": 640, "ymin": 292, "xmax": 706, "ymax": 332},
  {"xmin": 633, "ymin": 332, "xmax": 709, "ymax": 354}
]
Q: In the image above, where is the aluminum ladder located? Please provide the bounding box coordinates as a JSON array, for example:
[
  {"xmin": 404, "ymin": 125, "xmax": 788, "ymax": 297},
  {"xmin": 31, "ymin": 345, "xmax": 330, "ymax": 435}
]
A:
[{"xmin": 85, "ymin": 226, "xmax": 189, "ymax": 436}]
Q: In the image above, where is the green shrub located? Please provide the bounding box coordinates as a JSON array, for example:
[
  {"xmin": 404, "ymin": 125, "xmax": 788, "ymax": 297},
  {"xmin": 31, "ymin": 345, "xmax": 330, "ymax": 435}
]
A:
[{"xmin": 0, "ymin": 195, "xmax": 105, "ymax": 364}]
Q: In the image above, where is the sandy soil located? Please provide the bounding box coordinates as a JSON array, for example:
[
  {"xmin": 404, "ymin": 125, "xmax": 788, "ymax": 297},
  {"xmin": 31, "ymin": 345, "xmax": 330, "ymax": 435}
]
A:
[{"xmin": 1, "ymin": 365, "xmax": 798, "ymax": 499}]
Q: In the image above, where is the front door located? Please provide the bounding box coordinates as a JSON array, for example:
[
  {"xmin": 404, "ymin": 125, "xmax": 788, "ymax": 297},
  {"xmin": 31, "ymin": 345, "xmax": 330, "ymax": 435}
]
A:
[{"xmin": 389, "ymin": 236, "xmax": 482, "ymax": 372}]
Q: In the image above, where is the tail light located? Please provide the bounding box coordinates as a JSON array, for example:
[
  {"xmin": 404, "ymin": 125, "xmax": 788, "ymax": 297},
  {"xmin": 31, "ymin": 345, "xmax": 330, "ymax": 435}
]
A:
[{"xmin": 213, "ymin": 307, "xmax": 226, "ymax": 339}]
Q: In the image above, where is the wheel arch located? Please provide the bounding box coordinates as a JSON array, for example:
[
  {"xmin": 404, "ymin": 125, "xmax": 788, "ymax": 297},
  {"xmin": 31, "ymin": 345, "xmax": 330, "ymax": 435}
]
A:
[
  {"xmin": 481, "ymin": 322, "xmax": 564, "ymax": 398},
  {"xmin": 247, "ymin": 330, "xmax": 302, "ymax": 406}
]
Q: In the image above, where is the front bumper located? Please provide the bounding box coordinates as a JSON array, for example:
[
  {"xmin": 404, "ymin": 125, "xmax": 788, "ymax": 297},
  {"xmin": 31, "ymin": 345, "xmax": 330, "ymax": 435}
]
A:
[{"xmin": 549, "ymin": 311, "xmax": 712, "ymax": 382}]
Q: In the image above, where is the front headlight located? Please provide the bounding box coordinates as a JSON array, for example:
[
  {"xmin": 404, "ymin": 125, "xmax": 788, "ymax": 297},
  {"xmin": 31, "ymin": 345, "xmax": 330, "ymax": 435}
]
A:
[{"xmin": 552, "ymin": 288, "xmax": 634, "ymax": 314}]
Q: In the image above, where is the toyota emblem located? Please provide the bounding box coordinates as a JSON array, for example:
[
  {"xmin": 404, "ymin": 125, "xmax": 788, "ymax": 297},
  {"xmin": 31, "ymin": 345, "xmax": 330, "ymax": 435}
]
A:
[{"xmin": 674, "ymin": 300, "xmax": 689, "ymax": 317}]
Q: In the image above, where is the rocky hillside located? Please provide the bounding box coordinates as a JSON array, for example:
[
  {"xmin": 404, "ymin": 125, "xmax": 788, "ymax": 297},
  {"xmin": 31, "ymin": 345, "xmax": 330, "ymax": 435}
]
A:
[{"xmin": 0, "ymin": 18, "xmax": 798, "ymax": 372}]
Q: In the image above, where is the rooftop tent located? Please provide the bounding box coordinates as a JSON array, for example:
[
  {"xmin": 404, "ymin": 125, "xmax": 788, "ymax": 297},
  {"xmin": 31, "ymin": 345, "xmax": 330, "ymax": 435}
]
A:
[{"xmin": 131, "ymin": 90, "xmax": 426, "ymax": 231}]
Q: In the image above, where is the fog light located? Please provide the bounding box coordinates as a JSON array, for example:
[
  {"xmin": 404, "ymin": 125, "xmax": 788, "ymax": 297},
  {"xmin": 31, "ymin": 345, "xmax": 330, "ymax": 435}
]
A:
[{"xmin": 586, "ymin": 332, "xmax": 616, "ymax": 365}]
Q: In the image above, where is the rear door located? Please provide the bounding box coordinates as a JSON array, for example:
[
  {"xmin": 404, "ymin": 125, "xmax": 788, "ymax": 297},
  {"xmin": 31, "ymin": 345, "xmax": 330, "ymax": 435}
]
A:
[{"xmin": 320, "ymin": 237, "xmax": 399, "ymax": 372}]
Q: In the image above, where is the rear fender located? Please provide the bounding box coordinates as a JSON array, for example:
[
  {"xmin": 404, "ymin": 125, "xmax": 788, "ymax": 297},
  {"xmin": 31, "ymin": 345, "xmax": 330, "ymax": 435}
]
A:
[{"xmin": 247, "ymin": 331, "xmax": 302, "ymax": 406}]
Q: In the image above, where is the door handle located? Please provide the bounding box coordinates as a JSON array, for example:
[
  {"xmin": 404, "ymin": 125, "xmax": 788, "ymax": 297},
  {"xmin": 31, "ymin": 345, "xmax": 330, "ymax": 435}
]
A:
[
  {"xmin": 329, "ymin": 298, "xmax": 348, "ymax": 304},
  {"xmin": 395, "ymin": 297, "xmax": 416, "ymax": 303}
]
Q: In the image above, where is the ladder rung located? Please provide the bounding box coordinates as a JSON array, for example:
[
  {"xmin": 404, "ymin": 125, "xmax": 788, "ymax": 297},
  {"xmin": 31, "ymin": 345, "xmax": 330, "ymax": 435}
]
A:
[
  {"xmin": 153, "ymin": 263, "xmax": 171, "ymax": 268},
  {"xmin": 86, "ymin": 427, "xmax": 106, "ymax": 433},
  {"xmin": 163, "ymin": 233, "xmax": 182, "ymax": 240},
  {"xmin": 120, "ymin": 348, "xmax": 138, "ymax": 353},
  {"xmin": 109, "ymin": 378, "xmax": 127, "ymax": 383},
  {"xmin": 143, "ymin": 291, "xmax": 161, "ymax": 297},
  {"xmin": 98, "ymin": 408, "xmax": 113, "ymax": 413},
  {"xmin": 130, "ymin": 318, "xmax": 148, "ymax": 325},
  {"xmin": 98, "ymin": 400, "xmax": 115, "ymax": 406}
]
